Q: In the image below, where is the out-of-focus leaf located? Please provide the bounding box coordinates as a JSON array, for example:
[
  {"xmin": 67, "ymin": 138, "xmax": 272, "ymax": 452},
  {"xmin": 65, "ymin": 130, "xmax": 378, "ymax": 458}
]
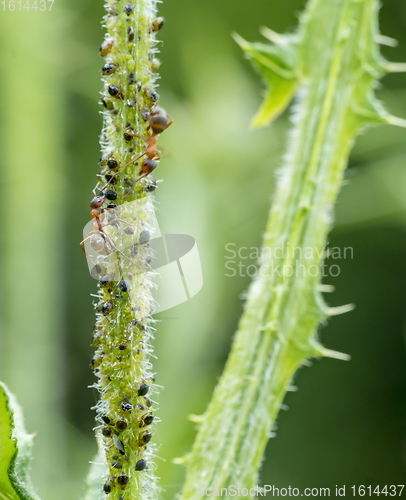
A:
[
  {"xmin": 336, "ymin": 152, "xmax": 406, "ymax": 229},
  {"xmin": 0, "ymin": 382, "xmax": 40, "ymax": 500},
  {"xmin": 233, "ymin": 32, "xmax": 299, "ymax": 127}
]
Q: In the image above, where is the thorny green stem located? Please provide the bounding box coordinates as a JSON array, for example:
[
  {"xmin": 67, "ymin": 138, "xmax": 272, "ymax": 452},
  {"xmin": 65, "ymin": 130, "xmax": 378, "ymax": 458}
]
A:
[
  {"xmin": 87, "ymin": 1, "xmax": 166, "ymax": 499},
  {"xmin": 180, "ymin": 0, "xmax": 402, "ymax": 497}
]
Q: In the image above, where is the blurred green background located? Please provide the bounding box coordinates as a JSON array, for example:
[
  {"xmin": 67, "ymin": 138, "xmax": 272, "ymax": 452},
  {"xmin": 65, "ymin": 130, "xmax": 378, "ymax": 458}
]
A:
[{"xmin": 0, "ymin": 0, "xmax": 406, "ymax": 498}]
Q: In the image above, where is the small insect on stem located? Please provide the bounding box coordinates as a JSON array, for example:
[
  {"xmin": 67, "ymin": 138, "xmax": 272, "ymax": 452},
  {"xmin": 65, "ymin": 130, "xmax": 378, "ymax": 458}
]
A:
[
  {"xmin": 79, "ymin": 194, "xmax": 136, "ymax": 266},
  {"xmin": 124, "ymin": 105, "xmax": 173, "ymax": 182},
  {"xmin": 93, "ymin": 106, "xmax": 173, "ymax": 197},
  {"xmin": 150, "ymin": 17, "xmax": 165, "ymax": 32}
]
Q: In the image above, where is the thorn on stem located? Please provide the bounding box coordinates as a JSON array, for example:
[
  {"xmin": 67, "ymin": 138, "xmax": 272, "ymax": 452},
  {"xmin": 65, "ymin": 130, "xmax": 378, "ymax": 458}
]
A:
[{"xmin": 327, "ymin": 304, "xmax": 355, "ymax": 316}]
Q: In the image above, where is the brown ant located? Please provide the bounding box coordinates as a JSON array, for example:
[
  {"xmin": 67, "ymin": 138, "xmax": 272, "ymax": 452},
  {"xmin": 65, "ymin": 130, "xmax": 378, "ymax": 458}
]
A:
[
  {"xmin": 96, "ymin": 106, "xmax": 173, "ymax": 194},
  {"xmin": 120, "ymin": 105, "xmax": 173, "ymax": 185},
  {"xmin": 126, "ymin": 105, "xmax": 173, "ymax": 179},
  {"xmin": 82, "ymin": 106, "xmax": 172, "ymax": 265},
  {"xmin": 80, "ymin": 191, "xmax": 136, "ymax": 266}
]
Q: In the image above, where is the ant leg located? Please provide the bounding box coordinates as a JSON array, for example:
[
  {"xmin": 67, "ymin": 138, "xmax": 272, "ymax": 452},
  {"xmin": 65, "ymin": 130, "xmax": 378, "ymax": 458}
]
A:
[
  {"xmin": 123, "ymin": 190, "xmax": 133, "ymax": 199},
  {"xmin": 95, "ymin": 151, "xmax": 148, "ymax": 194},
  {"xmin": 96, "ymin": 163, "xmax": 132, "ymax": 195},
  {"xmin": 100, "ymin": 208, "xmax": 135, "ymax": 226},
  {"xmin": 93, "ymin": 171, "xmax": 112, "ymax": 195},
  {"xmin": 124, "ymin": 152, "xmax": 146, "ymax": 168},
  {"xmin": 164, "ymin": 113, "xmax": 174, "ymax": 130},
  {"xmin": 124, "ymin": 131, "xmax": 148, "ymax": 141},
  {"xmin": 101, "ymin": 230, "xmax": 135, "ymax": 265},
  {"xmin": 134, "ymin": 172, "xmax": 150, "ymax": 184},
  {"xmin": 96, "ymin": 151, "xmax": 146, "ymax": 194},
  {"xmin": 103, "ymin": 218, "xmax": 137, "ymax": 229},
  {"xmin": 95, "ymin": 174, "xmax": 119, "ymax": 195},
  {"xmin": 93, "ymin": 178, "xmax": 103, "ymax": 196},
  {"xmin": 80, "ymin": 229, "xmax": 98, "ymax": 243},
  {"xmin": 94, "ymin": 146, "xmax": 153, "ymax": 196},
  {"xmin": 95, "ymin": 149, "xmax": 150, "ymax": 195},
  {"xmin": 80, "ymin": 234, "xmax": 98, "ymax": 267}
]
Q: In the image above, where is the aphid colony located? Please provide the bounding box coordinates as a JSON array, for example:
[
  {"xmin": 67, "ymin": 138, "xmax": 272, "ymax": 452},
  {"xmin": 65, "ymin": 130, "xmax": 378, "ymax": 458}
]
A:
[
  {"xmin": 92, "ymin": 276, "xmax": 157, "ymax": 496},
  {"xmin": 92, "ymin": 284, "xmax": 156, "ymax": 497},
  {"xmin": 84, "ymin": 1, "xmax": 168, "ymax": 497},
  {"xmin": 99, "ymin": 7, "xmax": 170, "ymax": 199}
]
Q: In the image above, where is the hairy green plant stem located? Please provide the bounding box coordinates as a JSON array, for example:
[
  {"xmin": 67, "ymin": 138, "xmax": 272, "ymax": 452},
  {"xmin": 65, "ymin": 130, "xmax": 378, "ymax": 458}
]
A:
[
  {"xmin": 88, "ymin": 1, "xmax": 165, "ymax": 499},
  {"xmin": 180, "ymin": 0, "xmax": 402, "ymax": 496}
]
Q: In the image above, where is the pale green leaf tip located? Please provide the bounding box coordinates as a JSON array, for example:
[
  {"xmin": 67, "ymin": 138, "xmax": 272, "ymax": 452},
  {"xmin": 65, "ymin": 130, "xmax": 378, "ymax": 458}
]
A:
[
  {"xmin": 251, "ymin": 118, "xmax": 270, "ymax": 129},
  {"xmin": 250, "ymin": 79, "xmax": 299, "ymax": 128},
  {"xmin": 251, "ymin": 113, "xmax": 269, "ymax": 129},
  {"xmin": 251, "ymin": 104, "xmax": 276, "ymax": 128},
  {"xmin": 232, "ymin": 29, "xmax": 299, "ymax": 128}
]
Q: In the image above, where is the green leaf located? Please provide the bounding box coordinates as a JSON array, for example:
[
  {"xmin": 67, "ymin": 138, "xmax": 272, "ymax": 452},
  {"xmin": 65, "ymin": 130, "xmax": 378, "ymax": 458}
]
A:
[
  {"xmin": 0, "ymin": 382, "xmax": 40, "ymax": 500},
  {"xmin": 233, "ymin": 31, "xmax": 299, "ymax": 127},
  {"xmin": 83, "ymin": 452, "xmax": 107, "ymax": 500}
]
